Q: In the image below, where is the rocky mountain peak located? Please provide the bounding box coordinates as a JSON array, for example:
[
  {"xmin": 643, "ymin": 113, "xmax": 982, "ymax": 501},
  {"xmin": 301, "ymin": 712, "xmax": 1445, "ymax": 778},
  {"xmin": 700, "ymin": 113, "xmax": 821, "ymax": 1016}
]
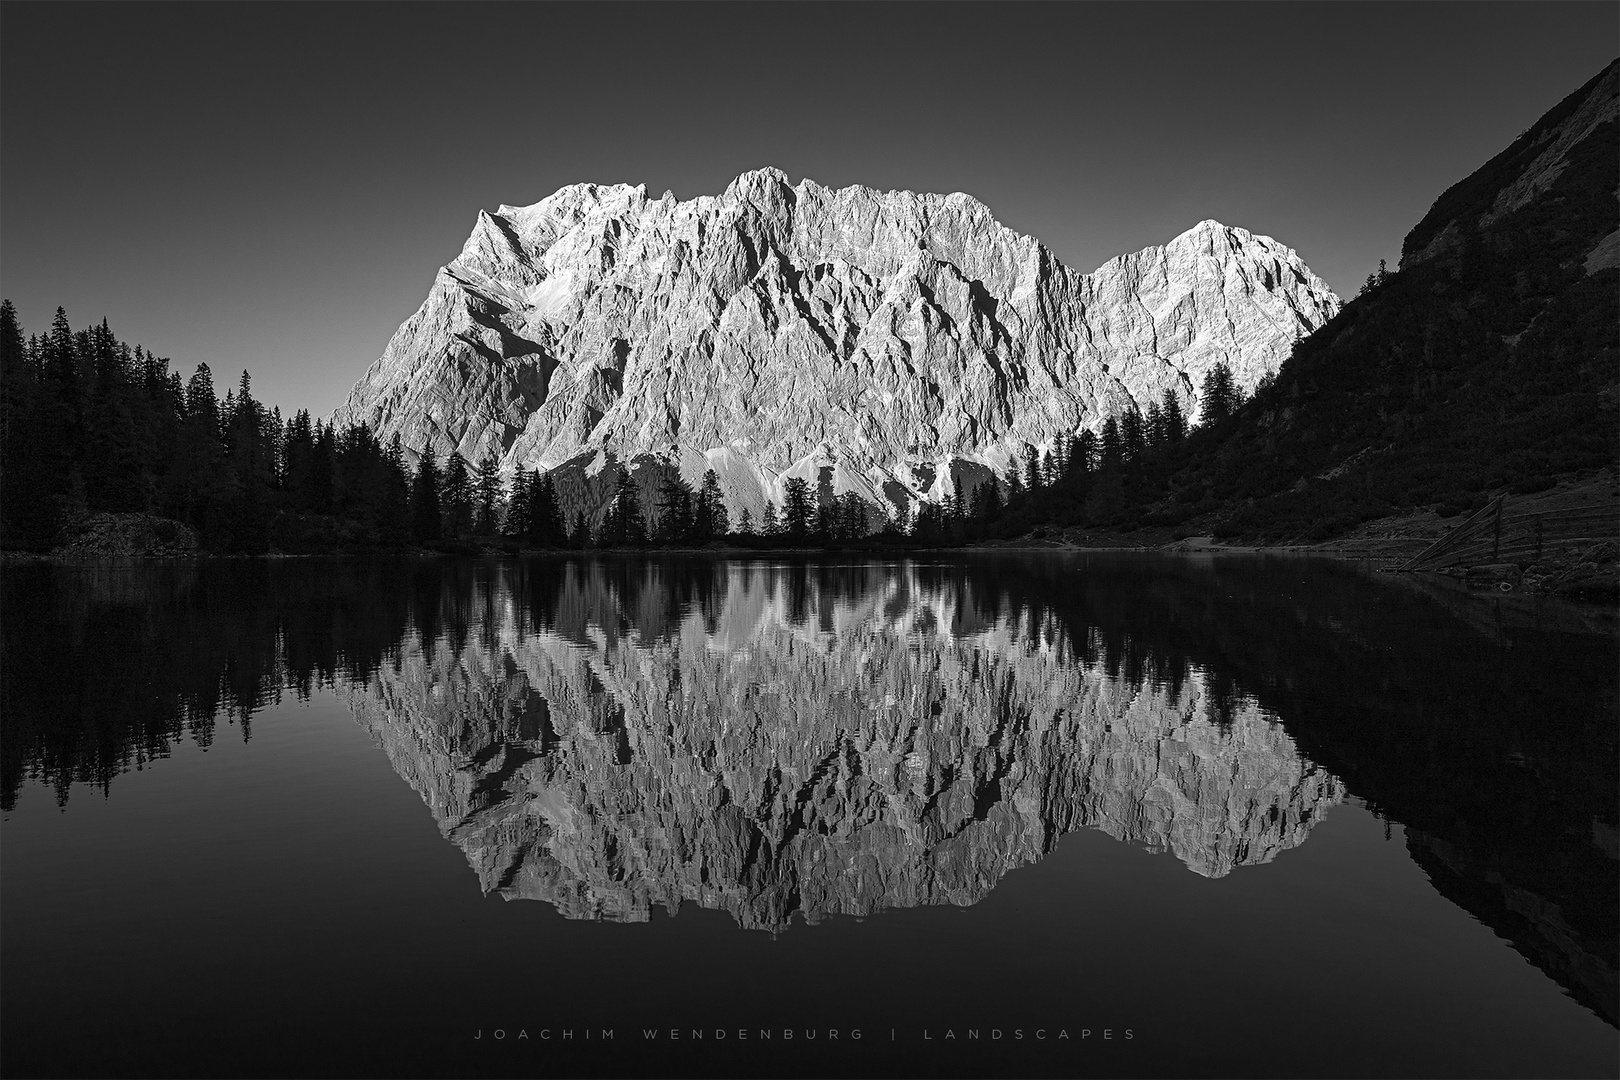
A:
[{"xmin": 336, "ymin": 169, "xmax": 1340, "ymax": 521}]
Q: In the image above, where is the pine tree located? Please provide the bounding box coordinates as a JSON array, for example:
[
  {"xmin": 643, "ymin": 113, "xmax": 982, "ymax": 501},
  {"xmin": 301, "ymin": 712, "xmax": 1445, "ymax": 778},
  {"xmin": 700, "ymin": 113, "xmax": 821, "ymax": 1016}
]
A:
[
  {"xmin": 1146, "ymin": 401, "xmax": 1165, "ymax": 450},
  {"xmin": 0, "ymin": 300, "xmax": 55, "ymax": 548},
  {"xmin": 381, "ymin": 434, "xmax": 411, "ymax": 541},
  {"xmin": 534, "ymin": 473, "xmax": 566, "ymax": 546},
  {"xmin": 1121, "ymin": 406, "xmax": 1146, "ymax": 463},
  {"xmin": 309, "ymin": 419, "xmax": 335, "ymax": 513},
  {"xmin": 979, "ymin": 477, "xmax": 1003, "ymax": 521},
  {"xmin": 695, "ymin": 469, "xmax": 728, "ymax": 539},
  {"xmin": 84, "ymin": 318, "xmax": 141, "ymax": 512},
  {"xmin": 1074, "ymin": 430, "xmax": 1097, "ymax": 477},
  {"xmin": 505, "ymin": 468, "xmax": 534, "ymax": 538},
  {"xmin": 606, "ymin": 468, "xmax": 646, "ymax": 546},
  {"xmin": 281, "ymin": 409, "xmax": 315, "ymax": 510},
  {"xmin": 172, "ymin": 362, "xmax": 227, "ymax": 539},
  {"xmin": 762, "ymin": 500, "xmax": 781, "ymax": 536},
  {"xmin": 474, "ymin": 453, "xmax": 501, "ymax": 534},
  {"xmin": 222, "ymin": 370, "xmax": 272, "ymax": 553},
  {"xmin": 657, "ymin": 472, "xmax": 694, "ymax": 544},
  {"xmin": 834, "ymin": 491, "xmax": 863, "ymax": 541},
  {"xmin": 1198, "ymin": 362, "xmax": 1241, "ymax": 426},
  {"xmin": 782, "ymin": 477, "xmax": 813, "ymax": 540},
  {"xmin": 736, "ymin": 506, "xmax": 753, "ymax": 535},
  {"xmin": 440, "ymin": 451, "xmax": 473, "ymax": 537},
  {"xmin": 1099, "ymin": 416, "xmax": 1122, "ymax": 470},
  {"xmin": 412, "ymin": 445, "xmax": 442, "ymax": 541},
  {"xmin": 1160, "ymin": 389, "xmax": 1186, "ymax": 445},
  {"xmin": 568, "ymin": 510, "xmax": 591, "ymax": 549}
]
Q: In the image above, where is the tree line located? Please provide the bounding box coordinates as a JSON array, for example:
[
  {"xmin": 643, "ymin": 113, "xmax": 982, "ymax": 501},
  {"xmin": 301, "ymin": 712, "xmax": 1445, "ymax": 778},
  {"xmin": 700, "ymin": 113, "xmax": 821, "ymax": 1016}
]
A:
[{"xmin": 1, "ymin": 300, "xmax": 1256, "ymax": 553}]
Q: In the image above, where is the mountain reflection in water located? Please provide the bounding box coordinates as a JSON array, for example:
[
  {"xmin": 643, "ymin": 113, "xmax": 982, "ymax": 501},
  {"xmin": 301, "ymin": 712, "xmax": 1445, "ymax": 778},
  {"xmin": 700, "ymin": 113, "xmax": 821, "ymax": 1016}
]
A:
[
  {"xmin": 345, "ymin": 560, "xmax": 1341, "ymax": 930},
  {"xmin": 2, "ymin": 553, "xmax": 1614, "ymax": 1026}
]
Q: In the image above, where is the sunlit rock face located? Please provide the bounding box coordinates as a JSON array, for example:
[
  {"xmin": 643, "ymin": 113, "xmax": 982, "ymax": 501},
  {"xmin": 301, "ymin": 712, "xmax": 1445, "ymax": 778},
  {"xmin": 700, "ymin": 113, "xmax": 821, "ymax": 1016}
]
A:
[
  {"xmin": 343, "ymin": 563, "xmax": 1342, "ymax": 930},
  {"xmin": 335, "ymin": 170, "xmax": 1340, "ymax": 519}
]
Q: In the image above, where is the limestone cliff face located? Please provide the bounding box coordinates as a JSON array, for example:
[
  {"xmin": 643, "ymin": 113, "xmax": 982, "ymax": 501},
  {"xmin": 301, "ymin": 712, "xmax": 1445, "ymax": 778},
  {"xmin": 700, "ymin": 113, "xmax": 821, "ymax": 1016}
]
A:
[
  {"xmin": 335, "ymin": 170, "xmax": 1339, "ymax": 518},
  {"xmin": 342, "ymin": 563, "xmax": 1342, "ymax": 930}
]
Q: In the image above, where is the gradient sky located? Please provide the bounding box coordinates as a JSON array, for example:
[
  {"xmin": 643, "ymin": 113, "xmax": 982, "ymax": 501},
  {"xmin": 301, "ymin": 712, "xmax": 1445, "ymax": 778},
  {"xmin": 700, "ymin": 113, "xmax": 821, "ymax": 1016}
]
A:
[{"xmin": 3, "ymin": 2, "xmax": 1615, "ymax": 417}]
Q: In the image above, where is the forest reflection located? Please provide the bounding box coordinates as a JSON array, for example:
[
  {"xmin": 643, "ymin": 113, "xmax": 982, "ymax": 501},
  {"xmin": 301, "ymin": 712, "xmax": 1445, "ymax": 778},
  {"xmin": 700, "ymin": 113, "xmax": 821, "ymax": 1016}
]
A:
[{"xmin": 2, "ymin": 554, "xmax": 1614, "ymax": 1024}]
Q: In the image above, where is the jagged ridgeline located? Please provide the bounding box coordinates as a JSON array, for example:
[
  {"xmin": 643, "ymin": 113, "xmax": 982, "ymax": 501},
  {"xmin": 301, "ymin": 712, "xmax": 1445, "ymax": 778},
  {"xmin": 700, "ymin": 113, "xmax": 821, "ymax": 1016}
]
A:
[{"xmin": 334, "ymin": 169, "xmax": 1340, "ymax": 523}]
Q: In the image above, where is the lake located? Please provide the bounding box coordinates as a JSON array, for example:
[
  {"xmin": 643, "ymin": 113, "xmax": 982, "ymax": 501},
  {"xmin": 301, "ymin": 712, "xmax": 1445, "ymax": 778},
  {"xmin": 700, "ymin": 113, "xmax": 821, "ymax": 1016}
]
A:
[{"xmin": 2, "ymin": 554, "xmax": 1615, "ymax": 1078}]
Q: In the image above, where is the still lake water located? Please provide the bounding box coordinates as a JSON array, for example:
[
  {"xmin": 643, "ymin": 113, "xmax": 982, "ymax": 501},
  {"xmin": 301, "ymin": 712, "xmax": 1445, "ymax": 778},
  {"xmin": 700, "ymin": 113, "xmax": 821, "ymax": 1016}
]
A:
[{"xmin": 2, "ymin": 554, "xmax": 1615, "ymax": 1079}]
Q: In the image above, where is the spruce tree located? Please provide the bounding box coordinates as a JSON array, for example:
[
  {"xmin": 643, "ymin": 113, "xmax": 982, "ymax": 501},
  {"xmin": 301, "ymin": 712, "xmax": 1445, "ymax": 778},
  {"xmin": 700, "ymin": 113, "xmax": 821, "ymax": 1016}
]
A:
[
  {"xmin": 781, "ymin": 477, "xmax": 813, "ymax": 540},
  {"xmin": 568, "ymin": 510, "xmax": 591, "ymax": 549},
  {"xmin": 381, "ymin": 434, "xmax": 412, "ymax": 542},
  {"xmin": 1121, "ymin": 406, "xmax": 1146, "ymax": 463},
  {"xmin": 505, "ymin": 468, "xmax": 533, "ymax": 538},
  {"xmin": 1198, "ymin": 362, "xmax": 1241, "ymax": 426},
  {"xmin": 696, "ymin": 469, "xmax": 728, "ymax": 539},
  {"xmin": 657, "ymin": 472, "xmax": 694, "ymax": 544},
  {"xmin": 535, "ymin": 473, "xmax": 566, "ymax": 546},
  {"xmin": 1099, "ymin": 417, "xmax": 1122, "ymax": 470},
  {"xmin": 1074, "ymin": 430, "xmax": 1097, "ymax": 476},
  {"xmin": 1160, "ymin": 389, "xmax": 1186, "ymax": 444},
  {"xmin": 412, "ymin": 445, "xmax": 442, "ymax": 541},
  {"xmin": 441, "ymin": 451, "xmax": 472, "ymax": 537},
  {"xmin": 474, "ymin": 452, "xmax": 501, "ymax": 534},
  {"xmin": 0, "ymin": 301, "xmax": 53, "ymax": 548}
]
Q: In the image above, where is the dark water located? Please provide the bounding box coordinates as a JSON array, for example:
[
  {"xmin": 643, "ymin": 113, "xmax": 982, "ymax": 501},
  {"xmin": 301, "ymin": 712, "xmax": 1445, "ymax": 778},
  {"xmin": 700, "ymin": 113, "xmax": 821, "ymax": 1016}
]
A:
[{"xmin": 2, "ymin": 554, "xmax": 1615, "ymax": 1079}]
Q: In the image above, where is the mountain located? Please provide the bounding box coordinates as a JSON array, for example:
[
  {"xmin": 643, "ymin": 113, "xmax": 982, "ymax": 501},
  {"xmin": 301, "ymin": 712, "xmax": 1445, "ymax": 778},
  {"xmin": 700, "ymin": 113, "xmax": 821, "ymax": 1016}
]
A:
[
  {"xmin": 341, "ymin": 561, "xmax": 1343, "ymax": 930},
  {"xmin": 1186, "ymin": 59, "xmax": 1619, "ymax": 541},
  {"xmin": 335, "ymin": 170, "xmax": 1338, "ymax": 520}
]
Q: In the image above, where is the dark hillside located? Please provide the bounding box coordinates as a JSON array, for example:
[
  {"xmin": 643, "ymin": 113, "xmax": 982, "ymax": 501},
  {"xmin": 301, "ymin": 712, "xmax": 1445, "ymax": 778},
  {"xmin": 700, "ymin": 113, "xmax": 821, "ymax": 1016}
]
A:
[
  {"xmin": 1203, "ymin": 58, "xmax": 1619, "ymax": 541},
  {"xmin": 966, "ymin": 59, "xmax": 1620, "ymax": 550}
]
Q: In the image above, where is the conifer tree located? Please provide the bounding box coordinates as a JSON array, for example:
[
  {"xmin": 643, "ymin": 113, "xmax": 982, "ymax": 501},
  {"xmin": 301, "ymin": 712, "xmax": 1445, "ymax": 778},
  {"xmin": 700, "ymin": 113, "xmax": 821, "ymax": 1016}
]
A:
[
  {"xmin": 695, "ymin": 469, "xmax": 728, "ymax": 539},
  {"xmin": 382, "ymin": 434, "xmax": 412, "ymax": 541},
  {"xmin": 441, "ymin": 451, "xmax": 473, "ymax": 537},
  {"xmin": 1160, "ymin": 389, "xmax": 1186, "ymax": 445},
  {"xmin": 505, "ymin": 468, "xmax": 534, "ymax": 538},
  {"xmin": 657, "ymin": 472, "xmax": 694, "ymax": 544},
  {"xmin": 605, "ymin": 468, "xmax": 645, "ymax": 546},
  {"xmin": 781, "ymin": 477, "xmax": 813, "ymax": 540},
  {"xmin": 0, "ymin": 300, "xmax": 53, "ymax": 548},
  {"xmin": 1099, "ymin": 416, "xmax": 1122, "ymax": 470},
  {"xmin": 1074, "ymin": 430, "xmax": 1097, "ymax": 477},
  {"xmin": 836, "ymin": 491, "xmax": 866, "ymax": 541},
  {"xmin": 736, "ymin": 506, "xmax": 753, "ymax": 535},
  {"xmin": 1198, "ymin": 362, "xmax": 1241, "ymax": 426},
  {"xmin": 474, "ymin": 453, "xmax": 501, "ymax": 534},
  {"xmin": 534, "ymin": 473, "xmax": 566, "ymax": 546},
  {"xmin": 762, "ymin": 500, "xmax": 780, "ymax": 536},
  {"xmin": 1146, "ymin": 401, "xmax": 1165, "ymax": 450},
  {"xmin": 1121, "ymin": 406, "xmax": 1146, "ymax": 463},
  {"xmin": 412, "ymin": 445, "xmax": 442, "ymax": 541}
]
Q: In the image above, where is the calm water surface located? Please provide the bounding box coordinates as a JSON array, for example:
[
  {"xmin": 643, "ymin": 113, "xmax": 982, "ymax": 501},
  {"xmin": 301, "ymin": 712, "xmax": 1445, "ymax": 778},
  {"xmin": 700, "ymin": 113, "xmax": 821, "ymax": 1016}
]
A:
[{"xmin": 2, "ymin": 554, "xmax": 1615, "ymax": 1078}]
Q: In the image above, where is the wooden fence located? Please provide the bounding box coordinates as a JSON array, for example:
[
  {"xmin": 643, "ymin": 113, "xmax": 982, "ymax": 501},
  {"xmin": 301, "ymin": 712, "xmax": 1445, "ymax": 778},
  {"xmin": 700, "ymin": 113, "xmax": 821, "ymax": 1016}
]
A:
[{"xmin": 1397, "ymin": 496, "xmax": 1617, "ymax": 572}]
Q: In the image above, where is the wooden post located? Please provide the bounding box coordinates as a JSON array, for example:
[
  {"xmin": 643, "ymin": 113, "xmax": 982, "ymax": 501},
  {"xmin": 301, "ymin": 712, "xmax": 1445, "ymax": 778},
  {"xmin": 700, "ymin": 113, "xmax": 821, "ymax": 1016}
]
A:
[{"xmin": 1492, "ymin": 499, "xmax": 1502, "ymax": 560}]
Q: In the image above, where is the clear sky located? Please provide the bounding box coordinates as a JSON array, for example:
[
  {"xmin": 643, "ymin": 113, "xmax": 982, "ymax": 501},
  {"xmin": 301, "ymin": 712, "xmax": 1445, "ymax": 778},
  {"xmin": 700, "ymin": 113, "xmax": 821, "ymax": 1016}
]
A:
[{"xmin": 2, "ymin": 2, "xmax": 1615, "ymax": 417}]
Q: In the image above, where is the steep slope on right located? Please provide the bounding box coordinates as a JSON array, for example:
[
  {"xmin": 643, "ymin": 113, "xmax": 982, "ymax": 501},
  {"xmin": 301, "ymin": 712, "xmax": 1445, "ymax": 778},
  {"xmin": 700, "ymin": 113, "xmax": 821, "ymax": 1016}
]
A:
[{"xmin": 1051, "ymin": 59, "xmax": 1617, "ymax": 550}]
